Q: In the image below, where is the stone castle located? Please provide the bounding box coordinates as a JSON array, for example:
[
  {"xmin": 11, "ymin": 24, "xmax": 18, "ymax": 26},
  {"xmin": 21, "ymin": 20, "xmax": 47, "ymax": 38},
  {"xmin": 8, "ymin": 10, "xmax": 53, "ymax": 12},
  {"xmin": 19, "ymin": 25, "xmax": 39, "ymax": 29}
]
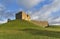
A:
[{"xmin": 16, "ymin": 11, "xmax": 49, "ymax": 27}]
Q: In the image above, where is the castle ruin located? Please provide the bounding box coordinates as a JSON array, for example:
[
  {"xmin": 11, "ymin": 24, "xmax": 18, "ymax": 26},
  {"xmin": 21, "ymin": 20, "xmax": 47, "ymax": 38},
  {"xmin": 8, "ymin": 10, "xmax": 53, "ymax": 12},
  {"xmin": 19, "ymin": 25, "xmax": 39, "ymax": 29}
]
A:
[
  {"xmin": 16, "ymin": 11, "xmax": 30, "ymax": 21},
  {"xmin": 16, "ymin": 11, "xmax": 49, "ymax": 27}
]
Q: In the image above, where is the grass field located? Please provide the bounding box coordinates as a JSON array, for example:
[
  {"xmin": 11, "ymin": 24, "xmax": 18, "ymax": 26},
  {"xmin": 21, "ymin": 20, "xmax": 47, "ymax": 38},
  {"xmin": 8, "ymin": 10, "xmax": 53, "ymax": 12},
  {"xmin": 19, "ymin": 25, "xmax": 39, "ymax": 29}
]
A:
[{"xmin": 0, "ymin": 19, "xmax": 60, "ymax": 39}]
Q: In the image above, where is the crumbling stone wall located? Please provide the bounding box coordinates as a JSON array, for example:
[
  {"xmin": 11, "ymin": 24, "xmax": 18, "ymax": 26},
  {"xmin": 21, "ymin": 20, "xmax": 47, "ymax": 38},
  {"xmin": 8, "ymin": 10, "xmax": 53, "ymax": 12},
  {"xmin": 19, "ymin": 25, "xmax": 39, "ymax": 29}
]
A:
[{"xmin": 32, "ymin": 20, "xmax": 49, "ymax": 27}]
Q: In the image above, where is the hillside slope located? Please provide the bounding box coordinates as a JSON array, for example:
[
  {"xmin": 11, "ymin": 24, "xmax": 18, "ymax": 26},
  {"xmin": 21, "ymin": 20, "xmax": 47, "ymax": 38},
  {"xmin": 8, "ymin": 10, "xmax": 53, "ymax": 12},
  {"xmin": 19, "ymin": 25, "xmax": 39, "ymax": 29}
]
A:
[
  {"xmin": 0, "ymin": 20, "xmax": 41, "ymax": 30},
  {"xmin": 0, "ymin": 20, "xmax": 60, "ymax": 39}
]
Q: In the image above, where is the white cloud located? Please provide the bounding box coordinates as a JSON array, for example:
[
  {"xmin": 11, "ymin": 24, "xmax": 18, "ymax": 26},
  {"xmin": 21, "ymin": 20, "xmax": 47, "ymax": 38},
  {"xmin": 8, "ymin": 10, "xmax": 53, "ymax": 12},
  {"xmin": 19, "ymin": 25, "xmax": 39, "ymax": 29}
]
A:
[
  {"xmin": 29, "ymin": 0, "xmax": 60, "ymax": 25},
  {"xmin": 0, "ymin": 20, "xmax": 7, "ymax": 24},
  {"xmin": 54, "ymin": 17, "xmax": 60, "ymax": 22},
  {"xmin": 0, "ymin": 4, "xmax": 6, "ymax": 11},
  {"xmin": 17, "ymin": 0, "xmax": 44, "ymax": 8},
  {"xmin": 0, "ymin": 4, "xmax": 7, "ymax": 24},
  {"xmin": 0, "ymin": 3, "xmax": 14, "ymax": 24}
]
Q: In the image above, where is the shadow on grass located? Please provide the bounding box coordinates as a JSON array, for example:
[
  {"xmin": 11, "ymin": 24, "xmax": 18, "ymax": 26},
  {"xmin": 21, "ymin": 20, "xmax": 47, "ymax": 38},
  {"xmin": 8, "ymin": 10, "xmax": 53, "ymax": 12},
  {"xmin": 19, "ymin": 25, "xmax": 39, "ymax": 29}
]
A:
[{"xmin": 19, "ymin": 28, "xmax": 60, "ymax": 38}]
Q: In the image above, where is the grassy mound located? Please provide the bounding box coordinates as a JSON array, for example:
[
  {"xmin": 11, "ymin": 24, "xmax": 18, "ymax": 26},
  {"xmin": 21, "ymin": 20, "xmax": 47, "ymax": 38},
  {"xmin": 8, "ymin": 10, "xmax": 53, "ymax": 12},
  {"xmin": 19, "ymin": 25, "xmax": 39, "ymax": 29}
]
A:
[{"xmin": 0, "ymin": 20, "xmax": 60, "ymax": 39}]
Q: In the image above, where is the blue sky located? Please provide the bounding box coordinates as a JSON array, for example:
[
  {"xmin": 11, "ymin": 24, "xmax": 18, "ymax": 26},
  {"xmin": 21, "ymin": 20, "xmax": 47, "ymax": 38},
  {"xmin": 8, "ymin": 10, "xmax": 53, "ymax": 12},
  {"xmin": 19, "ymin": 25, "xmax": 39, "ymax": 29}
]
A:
[{"xmin": 0, "ymin": 0, "xmax": 60, "ymax": 25}]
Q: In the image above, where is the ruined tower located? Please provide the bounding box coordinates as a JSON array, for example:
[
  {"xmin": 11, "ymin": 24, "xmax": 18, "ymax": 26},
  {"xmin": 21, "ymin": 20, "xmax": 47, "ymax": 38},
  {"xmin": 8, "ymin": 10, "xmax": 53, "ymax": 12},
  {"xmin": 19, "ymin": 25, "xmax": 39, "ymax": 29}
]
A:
[{"xmin": 16, "ymin": 11, "xmax": 30, "ymax": 21}]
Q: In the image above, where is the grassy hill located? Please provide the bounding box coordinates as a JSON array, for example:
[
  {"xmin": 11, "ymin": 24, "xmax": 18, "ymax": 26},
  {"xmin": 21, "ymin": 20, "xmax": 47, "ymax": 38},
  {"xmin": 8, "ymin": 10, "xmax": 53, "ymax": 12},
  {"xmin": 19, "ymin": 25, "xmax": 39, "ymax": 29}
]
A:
[{"xmin": 0, "ymin": 19, "xmax": 60, "ymax": 39}]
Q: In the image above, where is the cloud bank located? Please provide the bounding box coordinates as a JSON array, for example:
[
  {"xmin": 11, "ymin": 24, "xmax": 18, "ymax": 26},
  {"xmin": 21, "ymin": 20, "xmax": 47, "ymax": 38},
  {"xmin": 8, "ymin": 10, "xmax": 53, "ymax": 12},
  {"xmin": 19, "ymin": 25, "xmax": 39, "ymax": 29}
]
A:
[
  {"xmin": 30, "ymin": 0, "xmax": 60, "ymax": 25},
  {"xmin": 0, "ymin": 3, "xmax": 15, "ymax": 24},
  {"xmin": 17, "ymin": 0, "xmax": 44, "ymax": 9}
]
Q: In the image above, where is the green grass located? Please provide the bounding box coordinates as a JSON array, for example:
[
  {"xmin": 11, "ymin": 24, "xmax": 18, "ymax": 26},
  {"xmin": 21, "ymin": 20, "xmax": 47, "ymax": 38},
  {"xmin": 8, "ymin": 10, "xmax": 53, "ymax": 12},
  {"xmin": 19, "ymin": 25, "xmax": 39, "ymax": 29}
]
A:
[{"xmin": 0, "ymin": 19, "xmax": 60, "ymax": 39}]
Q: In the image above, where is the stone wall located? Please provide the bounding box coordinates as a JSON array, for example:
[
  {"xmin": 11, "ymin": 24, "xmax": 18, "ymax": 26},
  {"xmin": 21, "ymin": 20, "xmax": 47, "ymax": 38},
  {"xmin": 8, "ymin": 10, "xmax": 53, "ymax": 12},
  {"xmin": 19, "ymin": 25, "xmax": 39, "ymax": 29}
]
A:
[{"xmin": 32, "ymin": 20, "xmax": 49, "ymax": 27}]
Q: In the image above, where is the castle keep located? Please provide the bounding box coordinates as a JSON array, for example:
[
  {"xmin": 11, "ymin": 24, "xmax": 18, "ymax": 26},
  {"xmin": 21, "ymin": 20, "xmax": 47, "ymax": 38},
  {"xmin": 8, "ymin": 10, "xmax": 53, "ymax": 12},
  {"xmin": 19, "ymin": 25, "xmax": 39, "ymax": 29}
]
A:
[{"xmin": 16, "ymin": 11, "xmax": 30, "ymax": 21}]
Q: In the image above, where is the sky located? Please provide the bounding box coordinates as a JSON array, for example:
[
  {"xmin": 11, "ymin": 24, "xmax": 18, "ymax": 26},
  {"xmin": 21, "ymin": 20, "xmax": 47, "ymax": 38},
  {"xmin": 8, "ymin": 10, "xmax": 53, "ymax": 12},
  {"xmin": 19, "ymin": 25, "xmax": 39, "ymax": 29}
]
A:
[{"xmin": 0, "ymin": 0, "xmax": 60, "ymax": 25}]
